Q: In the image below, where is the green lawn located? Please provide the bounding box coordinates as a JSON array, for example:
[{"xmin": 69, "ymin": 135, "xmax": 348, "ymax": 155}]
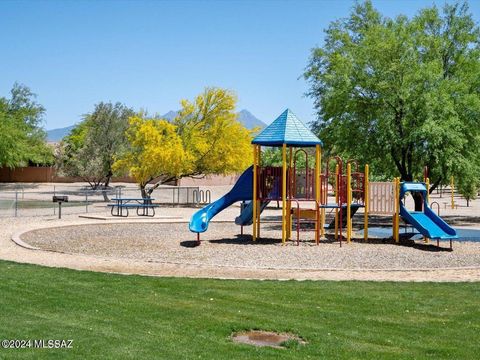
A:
[{"xmin": 0, "ymin": 260, "xmax": 479, "ymax": 359}]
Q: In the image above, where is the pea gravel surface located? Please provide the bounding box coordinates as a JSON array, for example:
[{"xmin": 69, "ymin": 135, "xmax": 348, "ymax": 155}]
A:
[{"xmin": 20, "ymin": 222, "xmax": 480, "ymax": 270}]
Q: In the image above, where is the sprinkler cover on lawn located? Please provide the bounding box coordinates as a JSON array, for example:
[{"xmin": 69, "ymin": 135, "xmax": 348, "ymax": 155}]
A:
[{"xmin": 231, "ymin": 330, "xmax": 305, "ymax": 349}]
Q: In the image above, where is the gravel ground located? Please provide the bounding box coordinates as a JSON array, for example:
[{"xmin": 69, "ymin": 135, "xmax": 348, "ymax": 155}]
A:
[
  {"xmin": 2, "ymin": 185, "xmax": 480, "ymax": 281},
  {"xmin": 21, "ymin": 221, "xmax": 480, "ymax": 270}
]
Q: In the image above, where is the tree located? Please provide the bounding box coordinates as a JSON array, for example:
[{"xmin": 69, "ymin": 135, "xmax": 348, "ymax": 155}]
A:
[
  {"xmin": 304, "ymin": 1, "xmax": 480, "ymax": 209},
  {"xmin": 57, "ymin": 102, "xmax": 134, "ymax": 193},
  {"xmin": 456, "ymin": 164, "xmax": 479, "ymax": 207},
  {"xmin": 114, "ymin": 87, "xmax": 253, "ymax": 198},
  {"xmin": 113, "ymin": 116, "xmax": 192, "ymax": 198},
  {"xmin": 174, "ymin": 88, "xmax": 253, "ymax": 176},
  {"xmin": 0, "ymin": 83, "xmax": 53, "ymax": 167},
  {"xmin": 261, "ymin": 148, "xmax": 283, "ymax": 167},
  {"xmin": 261, "ymin": 147, "xmax": 315, "ymax": 169}
]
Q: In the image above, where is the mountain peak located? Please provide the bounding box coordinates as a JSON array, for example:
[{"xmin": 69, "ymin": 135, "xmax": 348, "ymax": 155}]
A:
[
  {"xmin": 237, "ymin": 109, "xmax": 265, "ymax": 129},
  {"xmin": 161, "ymin": 109, "xmax": 266, "ymax": 130},
  {"xmin": 46, "ymin": 125, "xmax": 75, "ymax": 142},
  {"xmin": 47, "ymin": 109, "xmax": 265, "ymax": 141},
  {"xmin": 161, "ymin": 110, "xmax": 179, "ymax": 121}
]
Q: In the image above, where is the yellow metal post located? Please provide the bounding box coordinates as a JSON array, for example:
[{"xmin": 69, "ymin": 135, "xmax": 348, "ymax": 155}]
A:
[
  {"xmin": 252, "ymin": 145, "xmax": 258, "ymax": 241},
  {"xmin": 334, "ymin": 164, "xmax": 339, "ymax": 240},
  {"xmin": 392, "ymin": 215, "xmax": 395, "ymax": 240},
  {"xmin": 364, "ymin": 164, "xmax": 369, "ymax": 242},
  {"xmin": 282, "ymin": 144, "xmax": 287, "ymax": 244},
  {"xmin": 346, "ymin": 163, "xmax": 352, "ymax": 243},
  {"xmin": 256, "ymin": 202, "xmax": 261, "ymax": 238},
  {"xmin": 451, "ymin": 176, "xmax": 454, "ymax": 209},
  {"xmin": 315, "ymin": 145, "xmax": 321, "ymax": 244}
]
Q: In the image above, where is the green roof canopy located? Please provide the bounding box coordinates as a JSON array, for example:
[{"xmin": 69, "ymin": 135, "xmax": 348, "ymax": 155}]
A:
[{"xmin": 252, "ymin": 109, "xmax": 322, "ymax": 147}]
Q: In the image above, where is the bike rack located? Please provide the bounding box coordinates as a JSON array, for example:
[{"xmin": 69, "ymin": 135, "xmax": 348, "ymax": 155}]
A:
[
  {"xmin": 193, "ymin": 189, "xmax": 212, "ymax": 205},
  {"xmin": 430, "ymin": 201, "xmax": 440, "ymax": 216}
]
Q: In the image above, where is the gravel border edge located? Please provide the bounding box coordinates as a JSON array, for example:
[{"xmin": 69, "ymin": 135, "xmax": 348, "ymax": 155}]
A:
[{"xmin": 12, "ymin": 222, "xmax": 480, "ymax": 273}]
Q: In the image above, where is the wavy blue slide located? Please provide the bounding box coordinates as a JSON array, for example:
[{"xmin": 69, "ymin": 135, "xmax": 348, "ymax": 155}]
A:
[
  {"xmin": 235, "ymin": 200, "xmax": 270, "ymax": 226},
  {"xmin": 190, "ymin": 166, "xmax": 263, "ymax": 233},
  {"xmin": 399, "ymin": 182, "xmax": 457, "ymax": 239}
]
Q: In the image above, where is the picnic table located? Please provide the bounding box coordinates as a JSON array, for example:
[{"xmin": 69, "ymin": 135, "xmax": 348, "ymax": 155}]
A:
[{"xmin": 107, "ymin": 198, "xmax": 159, "ymax": 217}]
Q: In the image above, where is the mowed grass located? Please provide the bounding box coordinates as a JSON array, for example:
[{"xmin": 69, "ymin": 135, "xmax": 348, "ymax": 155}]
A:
[{"xmin": 0, "ymin": 261, "xmax": 479, "ymax": 359}]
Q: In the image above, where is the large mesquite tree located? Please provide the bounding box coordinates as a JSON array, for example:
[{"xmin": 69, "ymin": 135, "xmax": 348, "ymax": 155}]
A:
[
  {"xmin": 58, "ymin": 102, "xmax": 135, "ymax": 191},
  {"xmin": 304, "ymin": 1, "xmax": 480, "ymax": 206},
  {"xmin": 113, "ymin": 87, "xmax": 253, "ymax": 198},
  {"xmin": 112, "ymin": 116, "xmax": 192, "ymax": 198}
]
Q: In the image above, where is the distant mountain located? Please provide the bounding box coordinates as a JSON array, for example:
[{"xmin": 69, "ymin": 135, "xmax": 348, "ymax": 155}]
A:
[
  {"xmin": 161, "ymin": 109, "xmax": 265, "ymax": 130},
  {"xmin": 46, "ymin": 109, "xmax": 265, "ymax": 142},
  {"xmin": 237, "ymin": 109, "xmax": 265, "ymax": 129},
  {"xmin": 161, "ymin": 110, "xmax": 179, "ymax": 121},
  {"xmin": 46, "ymin": 125, "xmax": 75, "ymax": 142}
]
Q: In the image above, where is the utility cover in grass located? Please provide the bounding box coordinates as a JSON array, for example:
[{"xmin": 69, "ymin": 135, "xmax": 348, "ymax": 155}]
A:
[{"xmin": 232, "ymin": 330, "xmax": 306, "ymax": 349}]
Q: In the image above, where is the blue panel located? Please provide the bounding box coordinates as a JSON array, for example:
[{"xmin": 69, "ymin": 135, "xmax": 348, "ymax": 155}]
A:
[{"xmin": 400, "ymin": 182, "xmax": 427, "ymax": 198}]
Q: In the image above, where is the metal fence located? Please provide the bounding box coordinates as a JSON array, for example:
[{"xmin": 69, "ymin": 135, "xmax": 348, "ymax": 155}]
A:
[{"xmin": 0, "ymin": 184, "xmax": 210, "ymax": 218}]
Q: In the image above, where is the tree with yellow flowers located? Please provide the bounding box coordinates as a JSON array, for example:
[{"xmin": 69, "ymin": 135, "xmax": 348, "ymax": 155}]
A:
[
  {"xmin": 113, "ymin": 116, "xmax": 192, "ymax": 197},
  {"xmin": 113, "ymin": 88, "xmax": 253, "ymax": 198}
]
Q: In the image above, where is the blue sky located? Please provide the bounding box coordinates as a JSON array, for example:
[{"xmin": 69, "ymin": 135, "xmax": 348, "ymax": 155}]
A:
[{"xmin": 1, "ymin": 0, "xmax": 479, "ymax": 129}]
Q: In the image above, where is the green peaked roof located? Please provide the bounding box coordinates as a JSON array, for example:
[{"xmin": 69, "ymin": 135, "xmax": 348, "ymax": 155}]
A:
[{"xmin": 252, "ymin": 109, "xmax": 322, "ymax": 147}]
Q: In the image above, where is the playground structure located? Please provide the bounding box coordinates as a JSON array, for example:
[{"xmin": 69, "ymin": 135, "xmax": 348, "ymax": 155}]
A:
[
  {"xmin": 248, "ymin": 151, "xmax": 368, "ymax": 246},
  {"xmin": 369, "ymin": 178, "xmax": 457, "ymax": 248},
  {"xmin": 189, "ymin": 109, "xmax": 458, "ymax": 247}
]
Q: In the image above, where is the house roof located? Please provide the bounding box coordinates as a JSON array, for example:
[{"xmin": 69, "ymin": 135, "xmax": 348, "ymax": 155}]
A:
[{"xmin": 251, "ymin": 109, "xmax": 322, "ymax": 147}]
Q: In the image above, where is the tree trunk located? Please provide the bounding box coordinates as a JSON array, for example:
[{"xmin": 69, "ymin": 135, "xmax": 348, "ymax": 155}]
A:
[
  {"xmin": 102, "ymin": 188, "xmax": 110, "ymax": 202},
  {"xmin": 139, "ymin": 176, "xmax": 177, "ymax": 200},
  {"xmin": 429, "ymin": 177, "xmax": 442, "ymax": 194},
  {"xmin": 140, "ymin": 184, "xmax": 149, "ymax": 199},
  {"xmin": 102, "ymin": 174, "xmax": 112, "ymax": 202},
  {"xmin": 104, "ymin": 173, "xmax": 112, "ymax": 188},
  {"xmin": 412, "ymin": 192, "xmax": 423, "ymax": 211}
]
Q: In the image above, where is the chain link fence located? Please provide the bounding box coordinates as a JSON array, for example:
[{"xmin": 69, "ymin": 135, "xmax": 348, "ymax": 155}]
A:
[{"xmin": 0, "ymin": 184, "xmax": 211, "ymax": 218}]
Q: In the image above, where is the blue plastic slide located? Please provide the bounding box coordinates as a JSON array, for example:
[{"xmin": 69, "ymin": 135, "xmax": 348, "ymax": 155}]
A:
[
  {"xmin": 399, "ymin": 182, "xmax": 457, "ymax": 240},
  {"xmin": 190, "ymin": 166, "xmax": 256, "ymax": 233},
  {"xmin": 235, "ymin": 200, "xmax": 270, "ymax": 226}
]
